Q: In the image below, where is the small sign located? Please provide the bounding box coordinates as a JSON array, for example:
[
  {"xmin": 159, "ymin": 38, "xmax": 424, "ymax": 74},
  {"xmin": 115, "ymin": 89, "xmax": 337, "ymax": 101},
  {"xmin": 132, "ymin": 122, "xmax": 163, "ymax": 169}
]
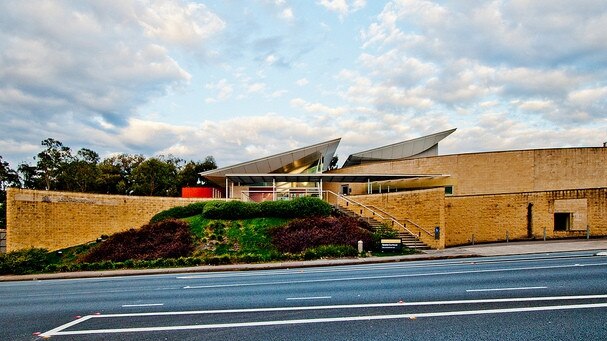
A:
[{"xmin": 380, "ymin": 238, "xmax": 403, "ymax": 252}]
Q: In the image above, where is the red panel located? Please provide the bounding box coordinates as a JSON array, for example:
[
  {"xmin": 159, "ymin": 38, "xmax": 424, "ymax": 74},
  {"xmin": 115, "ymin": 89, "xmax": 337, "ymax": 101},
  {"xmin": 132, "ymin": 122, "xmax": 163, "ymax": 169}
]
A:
[{"xmin": 181, "ymin": 187, "xmax": 214, "ymax": 198}]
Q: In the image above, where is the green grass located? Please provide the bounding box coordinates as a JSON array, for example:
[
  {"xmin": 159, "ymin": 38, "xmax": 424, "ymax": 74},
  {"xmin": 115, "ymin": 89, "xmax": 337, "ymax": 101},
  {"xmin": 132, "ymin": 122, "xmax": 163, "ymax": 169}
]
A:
[{"xmin": 186, "ymin": 216, "xmax": 290, "ymax": 260}]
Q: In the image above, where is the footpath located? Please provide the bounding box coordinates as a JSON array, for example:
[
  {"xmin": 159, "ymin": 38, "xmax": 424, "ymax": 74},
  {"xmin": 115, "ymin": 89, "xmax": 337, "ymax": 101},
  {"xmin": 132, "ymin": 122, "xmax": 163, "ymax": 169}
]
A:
[{"xmin": 2, "ymin": 238, "xmax": 606, "ymax": 282}]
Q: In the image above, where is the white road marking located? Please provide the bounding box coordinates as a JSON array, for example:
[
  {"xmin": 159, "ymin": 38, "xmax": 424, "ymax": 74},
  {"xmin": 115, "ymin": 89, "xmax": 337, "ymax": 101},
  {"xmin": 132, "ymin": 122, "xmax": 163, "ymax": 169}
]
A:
[
  {"xmin": 466, "ymin": 286, "xmax": 547, "ymax": 292},
  {"xmin": 175, "ymin": 254, "xmax": 597, "ymax": 280},
  {"xmin": 122, "ymin": 303, "xmax": 164, "ymax": 307},
  {"xmin": 182, "ymin": 262, "xmax": 607, "ymax": 289},
  {"xmin": 286, "ymin": 296, "xmax": 332, "ymax": 300},
  {"xmin": 40, "ymin": 300, "xmax": 607, "ymax": 336}
]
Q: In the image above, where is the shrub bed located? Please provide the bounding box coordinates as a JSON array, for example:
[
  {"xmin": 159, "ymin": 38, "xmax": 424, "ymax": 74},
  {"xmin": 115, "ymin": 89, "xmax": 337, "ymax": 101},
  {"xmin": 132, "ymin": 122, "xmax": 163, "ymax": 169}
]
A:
[
  {"xmin": 269, "ymin": 216, "xmax": 374, "ymax": 253},
  {"xmin": 202, "ymin": 197, "xmax": 332, "ymax": 220},
  {"xmin": 0, "ymin": 248, "xmax": 56, "ymax": 275},
  {"xmin": 80, "ymin": 219, "xmax": 194, "ymax": 263}
]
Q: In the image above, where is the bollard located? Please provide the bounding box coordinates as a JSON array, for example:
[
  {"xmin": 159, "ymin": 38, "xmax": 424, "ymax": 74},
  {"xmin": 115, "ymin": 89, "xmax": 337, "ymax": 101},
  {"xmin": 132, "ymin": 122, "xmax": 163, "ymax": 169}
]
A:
[
  {"xmin": 472, "ymin": 234, "xmax": 475, "ymax": 245},
  {"xmin": 543, "ymin": 226, "xmax": 546, "ymax": 241},
  {"xmin": 358, "ymin": 240, "xmax": 363, "ymax": 254},
  {"xmin": 506, "ymin": 230, "xmax": 509, "ymax": 243},
  {"xmin": 587, "ymin": 226, "xmax": 590, "ymax": 240}
]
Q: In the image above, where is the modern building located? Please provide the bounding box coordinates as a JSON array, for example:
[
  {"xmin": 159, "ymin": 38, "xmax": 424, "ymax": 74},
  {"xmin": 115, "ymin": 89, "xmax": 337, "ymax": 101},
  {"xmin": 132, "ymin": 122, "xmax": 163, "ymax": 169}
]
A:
[{"xmin": 197, "ymin": 129, "xmax": 607, "ymax": 249}]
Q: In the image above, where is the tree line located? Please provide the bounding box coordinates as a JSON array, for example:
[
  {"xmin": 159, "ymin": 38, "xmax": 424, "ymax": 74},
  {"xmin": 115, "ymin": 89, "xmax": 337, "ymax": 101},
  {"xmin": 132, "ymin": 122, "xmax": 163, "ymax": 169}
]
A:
[{"xmin": 0, "ymin": 138, "xmax": 217, "ymax": 227}]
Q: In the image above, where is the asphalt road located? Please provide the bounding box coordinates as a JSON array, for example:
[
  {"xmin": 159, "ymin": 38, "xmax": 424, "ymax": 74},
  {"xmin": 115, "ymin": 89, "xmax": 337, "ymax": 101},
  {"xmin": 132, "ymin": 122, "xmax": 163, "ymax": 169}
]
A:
[{"xmin": 1, "ymin": 251, "xmax": 606, "ymax": 340}]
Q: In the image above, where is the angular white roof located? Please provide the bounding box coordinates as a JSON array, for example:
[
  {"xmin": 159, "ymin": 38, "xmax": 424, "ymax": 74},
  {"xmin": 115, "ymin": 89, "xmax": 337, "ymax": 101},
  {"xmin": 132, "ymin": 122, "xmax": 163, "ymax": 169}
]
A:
[
  {"xmin": 200, "ymin": 138, "xmax": 340, "ymax": 186},
  {"xmin": 342, "ymin": 128, "xmax": 456, "ymax": 167}
]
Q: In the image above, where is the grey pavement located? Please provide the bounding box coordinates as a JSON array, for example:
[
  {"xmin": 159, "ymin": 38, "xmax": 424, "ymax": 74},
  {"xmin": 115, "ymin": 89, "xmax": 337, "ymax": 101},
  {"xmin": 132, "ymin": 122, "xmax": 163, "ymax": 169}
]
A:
[{"xmin": 1, "ymin": 238, "xmax": 606, "ymax": 282}]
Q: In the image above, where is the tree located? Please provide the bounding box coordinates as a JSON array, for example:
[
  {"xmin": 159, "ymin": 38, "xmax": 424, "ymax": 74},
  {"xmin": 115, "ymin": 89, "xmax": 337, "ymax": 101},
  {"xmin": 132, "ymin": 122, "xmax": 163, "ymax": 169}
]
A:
[
  {"xmin": 98, "ymin": 154, "xmax": 145, "ymax": 195},
  {"xmin": 0, "ymin": 156, "xmax": 20, "ymax": 191},
  {"xmin": 17, "ymin": 163, "xmax": 40, "ymax": 189},
  {"xmin": 35, "ymin": 138, "xmax": 72, "ymax": 190},
  {"xmin": 62, "ymin": 148, "xmax": 101, "ymax": 192},
  {"xmin": 0, "ymin": 156, "xmax": 20, "ymax": 228},
  {"xmin": 131, "ymin": 157, "xmax": 179, "ymax": 196},
  {"xmin": 177, "ymin": 156, "xmax": 217, "ymax": 188}
]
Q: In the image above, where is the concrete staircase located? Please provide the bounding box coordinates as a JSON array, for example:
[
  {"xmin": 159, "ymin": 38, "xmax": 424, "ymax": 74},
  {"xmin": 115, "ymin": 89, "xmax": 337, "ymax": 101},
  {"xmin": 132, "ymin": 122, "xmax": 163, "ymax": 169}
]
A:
[{"xmin": 336, "ymin": 205, "xmax": 430, "ymax": 250}]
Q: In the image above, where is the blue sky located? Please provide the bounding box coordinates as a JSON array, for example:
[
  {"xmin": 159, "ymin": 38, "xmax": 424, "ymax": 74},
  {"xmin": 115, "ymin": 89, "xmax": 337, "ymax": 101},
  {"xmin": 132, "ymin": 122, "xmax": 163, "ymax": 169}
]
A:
[{"xmin": 1, "ymin": 0, "xmax": 606, "ymax": 168}]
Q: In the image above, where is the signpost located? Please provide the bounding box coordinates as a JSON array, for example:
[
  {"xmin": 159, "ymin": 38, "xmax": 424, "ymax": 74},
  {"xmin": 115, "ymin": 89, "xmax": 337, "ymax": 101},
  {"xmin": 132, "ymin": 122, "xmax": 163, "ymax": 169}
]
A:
[{"xmin": 380, "ymin": 238, "xmax": 402, "ymax": 252}]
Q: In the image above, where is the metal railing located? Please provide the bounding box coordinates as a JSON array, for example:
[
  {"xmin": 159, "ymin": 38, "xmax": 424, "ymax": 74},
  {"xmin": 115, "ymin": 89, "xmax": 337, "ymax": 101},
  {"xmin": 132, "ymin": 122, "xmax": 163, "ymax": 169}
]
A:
[
  {"xmin": 324, "ymin": 190, "xmax": 421, "ymax": 238},
  {"xmin": 367, "ymin": 205, "xmax": 433, "ymax": 238},
  {"xmin": 241, "ymin": 187, "xmax": 321, "ymax": 202}
]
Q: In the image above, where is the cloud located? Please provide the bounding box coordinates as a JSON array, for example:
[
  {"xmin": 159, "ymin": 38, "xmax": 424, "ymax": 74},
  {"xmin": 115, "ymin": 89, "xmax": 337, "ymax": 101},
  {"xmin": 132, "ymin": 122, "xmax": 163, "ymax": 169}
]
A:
[
  {"xmin": 136, "ymin": 1, "xmax": 225, "ymax": 46},
  {"xmin": 296, "ymin": 78, "xmax": 309, "ymax": 86},
  {"xmin": 0, "ymin": 0, "xmax": 224, "ymax": 129},
  {"xmin": 318, "ymin": 0, "xmax": 367, "ymax": 19},
  {"xmin": 204, "ymin": 79, "xmax": 234, "ymax": 103},
  {"xmin": 290, "ymin": 98, "xmax": 348, "ymax": 116}
]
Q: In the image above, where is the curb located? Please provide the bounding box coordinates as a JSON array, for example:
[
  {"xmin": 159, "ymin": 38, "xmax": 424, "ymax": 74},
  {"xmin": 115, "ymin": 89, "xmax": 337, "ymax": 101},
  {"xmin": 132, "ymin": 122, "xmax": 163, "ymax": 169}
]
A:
[{"xmin": 0, "ymin": 253, "xmax": 479, "ymax": 282}]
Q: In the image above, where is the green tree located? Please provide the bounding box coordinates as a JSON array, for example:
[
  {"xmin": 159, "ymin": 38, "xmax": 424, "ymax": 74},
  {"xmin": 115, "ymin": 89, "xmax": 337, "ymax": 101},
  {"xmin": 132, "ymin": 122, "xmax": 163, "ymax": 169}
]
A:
[
  {"xmin": 177, "ymin": 156, "xmax": 217, "ymax": 188},
  {"xmin": 97, "ymin": 154, "xmax": 144, "ymax": 194},
  {"xmin": 0, "ymin": 156, "xmax": 20, "ymax": 228},
  {"xmin": 17, "ymin": 163, "xmax": 40, "ymax": 189},
  {"xmin": 35, "ymin": 138, "xmax": 73, "ymax": 190},
  {"xmin": 61, "ymin": 148, "xmax": 101, "ymax": 192},
  {"xmin": 131, "ymin": 157, "xmax": 180, "ymax": 196}
]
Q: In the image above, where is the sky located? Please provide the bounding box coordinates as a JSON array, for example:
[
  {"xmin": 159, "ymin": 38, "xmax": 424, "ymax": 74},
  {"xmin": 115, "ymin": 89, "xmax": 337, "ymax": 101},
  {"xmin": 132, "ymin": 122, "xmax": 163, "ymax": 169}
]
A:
[{"xmin": 1, "ymin": 0, "xmax": 606, "ymax": 169}]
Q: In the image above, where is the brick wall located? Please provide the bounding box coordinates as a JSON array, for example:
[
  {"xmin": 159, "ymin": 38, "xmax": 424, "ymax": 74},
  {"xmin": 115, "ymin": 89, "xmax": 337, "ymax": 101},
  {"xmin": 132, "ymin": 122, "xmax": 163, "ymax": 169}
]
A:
[
  {"xmin": 329, "ymin": 147, "xmax": 607, "ymax": 196},
  {"xmin": 445, "ymin": 188, "xmax": 607, "ymax": 246},
  {"xmin": 6, "ymin": 188, "xmax": 209, "ymax": 252},
  {"xmin": 340, "ymin": 187, "xmax": 607, "ymax": 249},
  {"xmin": 349, "ymin": 188, "xmax": 446, "ymax": 249}
]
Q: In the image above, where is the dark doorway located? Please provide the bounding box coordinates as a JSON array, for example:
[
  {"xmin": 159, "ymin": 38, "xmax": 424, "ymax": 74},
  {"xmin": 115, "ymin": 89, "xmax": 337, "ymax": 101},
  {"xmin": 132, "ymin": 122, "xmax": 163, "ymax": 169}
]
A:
[
  {"xmin": 527, "ymin": 203, "xmax": 533, "ymax": 238},
  {"xmin": 341, "ymin": 184, "xmax": 349, "ymax": 195}
]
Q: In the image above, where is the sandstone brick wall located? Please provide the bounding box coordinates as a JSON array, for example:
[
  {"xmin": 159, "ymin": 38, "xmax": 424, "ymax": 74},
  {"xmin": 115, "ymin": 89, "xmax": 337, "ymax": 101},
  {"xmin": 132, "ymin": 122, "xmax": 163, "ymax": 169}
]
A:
[
  {"xmin": 445, "ymin": 188, "xmax": 607, "ymax": 246},
  {"xmin": 348, "ymin": 188, "xmax": 446, "ymax": 249},
  {"xmin": 330, "ymin": 147, "xmax": 607, "ymax": 196},
  {"xmin": 6, "ymin": 188, "xmax": 209, "ymax": 252}
]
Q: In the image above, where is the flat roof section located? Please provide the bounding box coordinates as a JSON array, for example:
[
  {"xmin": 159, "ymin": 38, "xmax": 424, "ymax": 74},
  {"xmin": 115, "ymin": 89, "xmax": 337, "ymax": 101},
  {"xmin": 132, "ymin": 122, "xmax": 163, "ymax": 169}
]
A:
[{"xmin": 225, "ymin": 173, "xmax": 443, "ymax": 185}]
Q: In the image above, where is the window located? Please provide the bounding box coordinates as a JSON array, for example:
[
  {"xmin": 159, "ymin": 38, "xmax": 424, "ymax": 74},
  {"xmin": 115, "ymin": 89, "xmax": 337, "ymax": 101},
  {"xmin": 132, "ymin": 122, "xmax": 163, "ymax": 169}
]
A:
[
  {"xmin": 554, "ymin": 212, "xmax": 571, "ymax": 231},
  {"xmin": 444, "ymin": 186, "xmax": 453, "ymax": 195}
]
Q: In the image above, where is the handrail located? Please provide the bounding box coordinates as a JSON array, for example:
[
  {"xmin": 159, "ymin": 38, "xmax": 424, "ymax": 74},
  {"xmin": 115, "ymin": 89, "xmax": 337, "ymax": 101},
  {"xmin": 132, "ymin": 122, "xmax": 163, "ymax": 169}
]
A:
[
  {"xmin": 324, "ymin": 190, "xmax": 423, "ymax": 238},
  {"xmin": 368, "ymin": 205, "xmax": 433, "ymax": 237},
  {"xmin": 324, "ymin": 190, "xmax": 387, "ymax": 220}
]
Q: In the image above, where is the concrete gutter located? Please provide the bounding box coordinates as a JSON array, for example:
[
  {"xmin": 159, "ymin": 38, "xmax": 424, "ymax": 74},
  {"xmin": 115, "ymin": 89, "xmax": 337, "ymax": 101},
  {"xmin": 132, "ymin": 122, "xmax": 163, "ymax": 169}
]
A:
[{"xmin": 1, "ymin": 238, "xmax": 606, "ymax": 282}]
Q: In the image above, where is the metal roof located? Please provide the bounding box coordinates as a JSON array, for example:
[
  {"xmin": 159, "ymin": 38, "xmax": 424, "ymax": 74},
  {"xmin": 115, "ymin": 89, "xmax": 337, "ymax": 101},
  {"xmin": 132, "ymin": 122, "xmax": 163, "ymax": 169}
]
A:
[
  {"xmin": 200, "ymin": 138, "xmax": 341, "ymax": 186},
  {"xmin": 342, "ymin": 128, "xmax": 456, "ymax": 167},
  {"xmin": 225, "ymin": 173, "xmax": 441, "ymax": 185}
]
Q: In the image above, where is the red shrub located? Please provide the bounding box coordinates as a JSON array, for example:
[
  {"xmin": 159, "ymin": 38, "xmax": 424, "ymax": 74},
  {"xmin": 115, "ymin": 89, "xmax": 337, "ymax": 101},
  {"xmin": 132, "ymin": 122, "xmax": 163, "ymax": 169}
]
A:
[
  {"xmin": 269, "ymin": 216, "xmax": 373, "ymax": 253},
  {"xmin": 80, "ymin": 219, "xmax": 194, "ymax": 263}
]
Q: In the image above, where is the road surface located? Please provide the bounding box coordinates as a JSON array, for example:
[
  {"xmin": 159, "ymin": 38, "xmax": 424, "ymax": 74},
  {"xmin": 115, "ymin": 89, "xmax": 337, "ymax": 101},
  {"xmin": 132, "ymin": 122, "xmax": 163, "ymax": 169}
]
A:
[{"xmin": 0, "ymin": 251, "xmax": 606, "ymax": 340}]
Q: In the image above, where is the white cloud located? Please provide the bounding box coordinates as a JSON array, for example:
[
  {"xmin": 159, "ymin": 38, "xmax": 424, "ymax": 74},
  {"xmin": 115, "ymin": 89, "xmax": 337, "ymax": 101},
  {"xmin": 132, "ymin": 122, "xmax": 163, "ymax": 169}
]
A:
[
  {"xmin": 296, "ymin": 78, "xmax": 309, "ymax": 86},
  {"xmin": 318, "ymin": 0, "xmax": 367, "ymax": 18},
  {"xmin": 280, "ymin": 8, "xmax": 295, "ymax": 21},
  {"xmin": 205, "ymin": 79, "xmax": 234, "ymax": 102},
  {"xmin": 137, "ymin": 1, "xmax": 225, "ymax": 46},
  {"xmin": 247, "ymin": 82, "xmax": 266, "ymax": 93},
  {"xmin": 290, "ymin": 98, "xmax": 348, "ymax": 116}
]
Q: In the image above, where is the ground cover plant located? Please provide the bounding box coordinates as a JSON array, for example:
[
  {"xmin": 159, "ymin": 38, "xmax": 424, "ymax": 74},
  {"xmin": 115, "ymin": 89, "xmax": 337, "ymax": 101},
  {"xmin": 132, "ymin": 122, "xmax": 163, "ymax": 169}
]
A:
[
  {"xmin": 79, "ymin": 219, "xmax": 194, "ymax": 263},
  {"xmin": 0, "ymin": 198, "xmax": 414, "ymax": 275},
  {"xmin": 269, "ymin": 216, "xmax": 374, "ymax": 253}
]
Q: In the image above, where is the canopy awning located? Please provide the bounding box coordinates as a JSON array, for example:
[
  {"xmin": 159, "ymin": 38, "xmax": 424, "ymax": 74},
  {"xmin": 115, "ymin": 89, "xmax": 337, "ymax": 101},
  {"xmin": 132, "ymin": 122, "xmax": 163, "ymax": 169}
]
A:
[{"xmin": 225, "ymin": 173, "xmax": 443, "ymax": 185}]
